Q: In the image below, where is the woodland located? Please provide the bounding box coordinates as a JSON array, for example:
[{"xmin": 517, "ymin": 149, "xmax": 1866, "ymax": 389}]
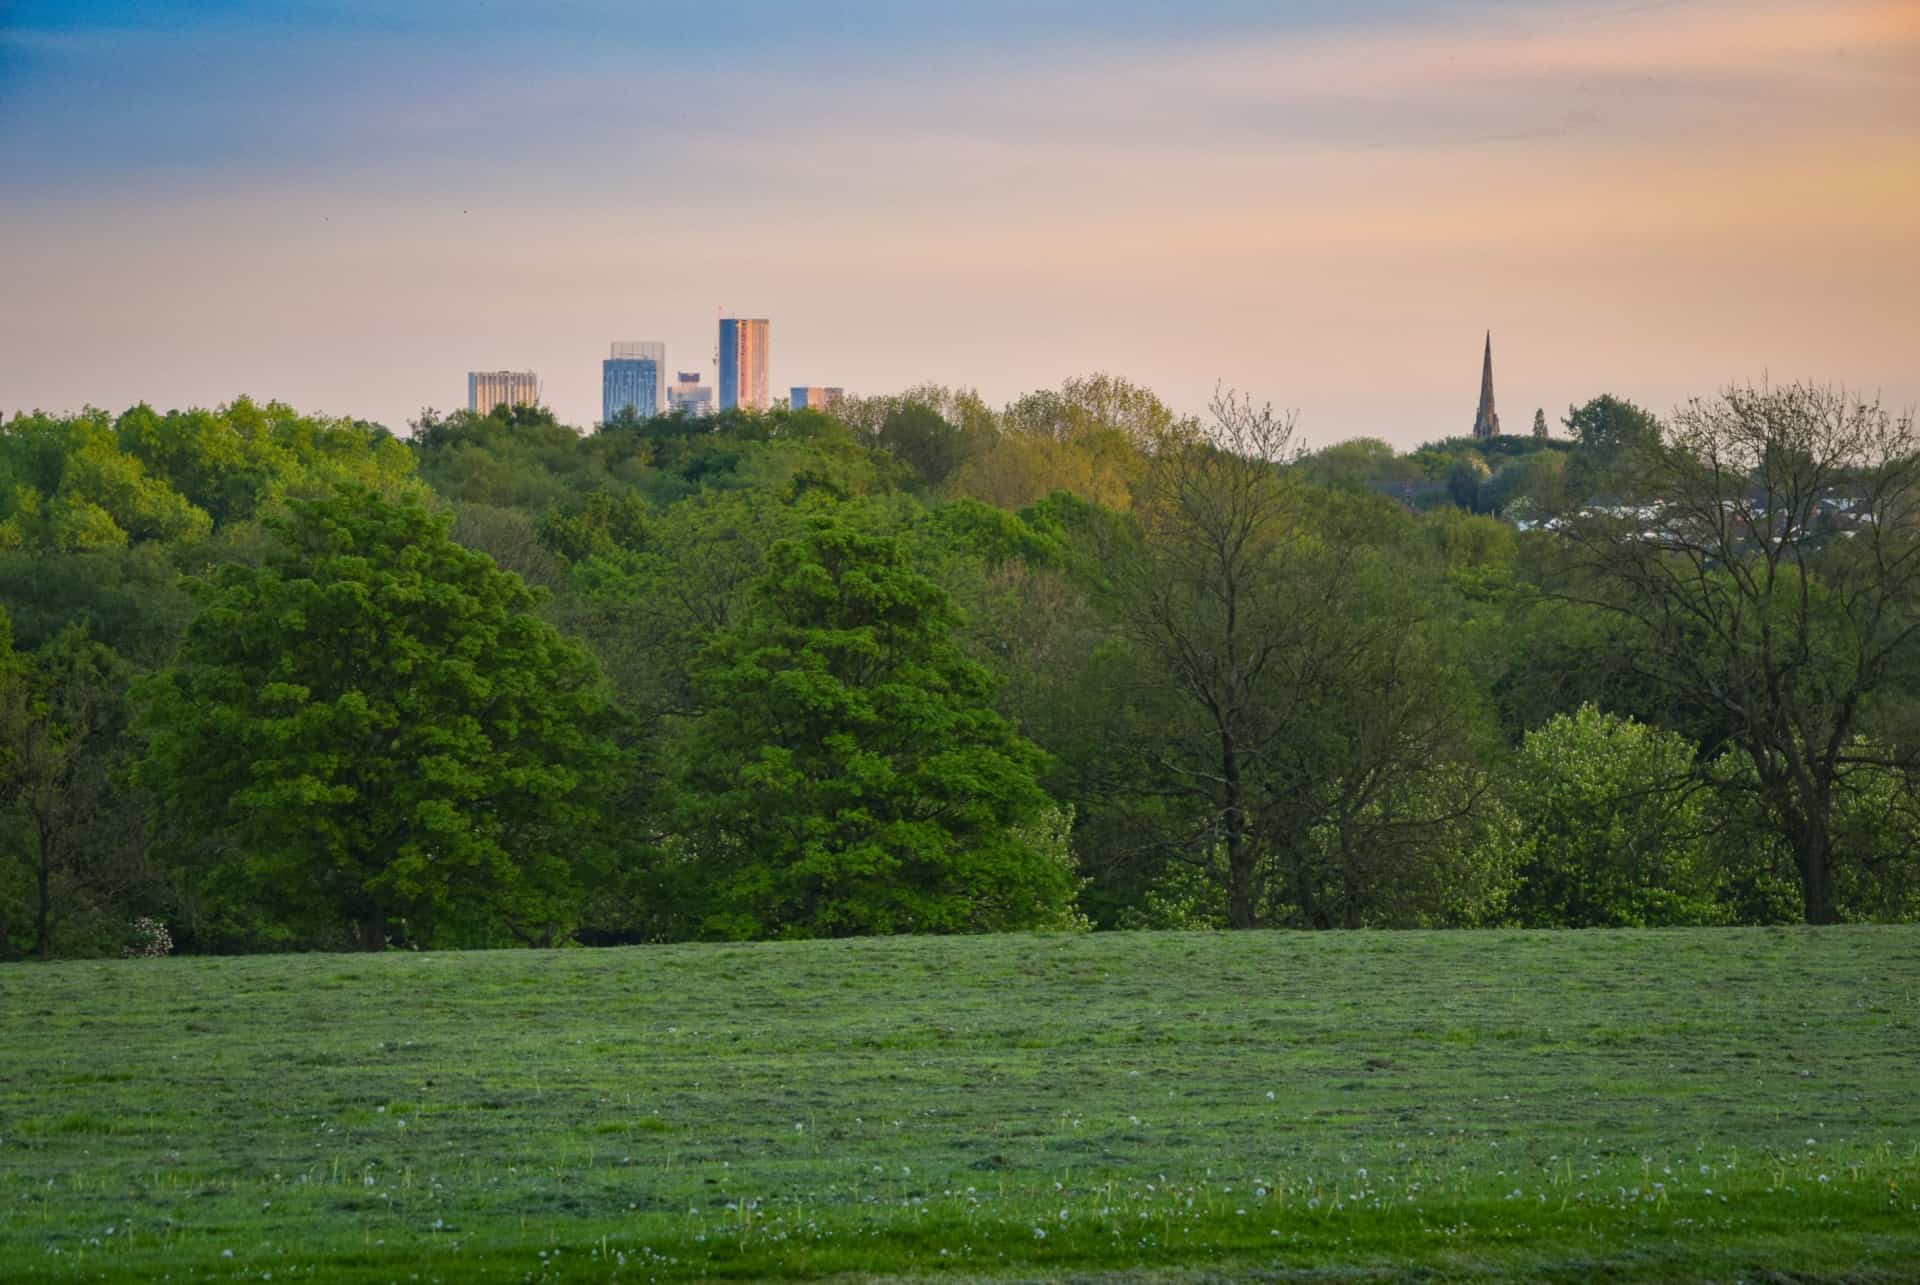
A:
[{"xmin": 3, "ymin": 376, "xmax": 1916, "ymax": 956}]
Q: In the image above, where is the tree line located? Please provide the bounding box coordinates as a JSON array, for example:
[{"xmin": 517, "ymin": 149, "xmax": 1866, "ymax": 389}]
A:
[{"xmin": 2, "ymin": 378, "xmax": 1915, "ymax": 957}]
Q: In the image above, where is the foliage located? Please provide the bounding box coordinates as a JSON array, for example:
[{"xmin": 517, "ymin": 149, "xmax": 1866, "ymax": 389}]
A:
[
  {"xmin": 1299, "ymin": 436, "xmax": 1425, "ymax": 491},
  {"xmin": 0, "ymin": 542, "xmax": 196, "ymax": 666},
  {"xmin": 1555, "ymin": 384, "xmax": 1920, "ymax": 922},
  {"xmin": 1105, "ymin": 395, "xmax": 1502, "ymax": 929},
  {"xmin": 1446, "ymin": 454, "xmax": 1491, "ymax": 510},
  {"xmin": 945, "ymin": 427, "xmax": 1141, "ymax": 511},
  {"xmin": 0, "ymin": 409, "xmax": 210, "ymax": 549},
  {"xmin": 114, "ymin": 397, "xmax": 416, "ymax": 525},
  {"xmin": 1563, "ymin": 393, "xmax": 1663, "ymax": 498},
  {"xmin": 137, "ymin": 487, "xmax": 621, "ymax": 950},
  {"xmin": 1707, "ymin": 742, "xmax": 1920, "ymax": 923},
  {"xmin": 4, "ymin": 377, "xmax": 1919, "ymax": 950},
  {"xmin": 0, "ymin": 617, "xmax": 153, "ymax": 959},
  {"xmin": 665, "ymin": 510, "xmax": 1078, "ymax": 938},
  {"xmin": 565, "ymin": 487, "xmax": 819, "ymax": 730},
  {"xmin": 535, "ymin": 490, "xmax": 654, "ymax": 564},
  {"xmin": 408, "ymin": 404, "xmax": 589, "ymax": 511},
  {"xmin": 874, "ymin": 401, "xmax": 975, "ymax": 491},
  {"xmin": 1501, "ymin": 706, "xmax": 1725, "ymax": 927}
]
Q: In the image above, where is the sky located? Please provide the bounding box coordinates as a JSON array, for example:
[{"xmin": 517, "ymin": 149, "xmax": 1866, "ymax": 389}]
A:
[{"xmin": 1, "ymin": 0, "xmax": 1915, "ymax": 447}]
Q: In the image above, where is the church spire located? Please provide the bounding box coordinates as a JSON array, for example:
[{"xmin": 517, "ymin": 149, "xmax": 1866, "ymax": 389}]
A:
[{"xmin": 1471, "ymin": 330, "xmax": 1501, "ymax": 439}]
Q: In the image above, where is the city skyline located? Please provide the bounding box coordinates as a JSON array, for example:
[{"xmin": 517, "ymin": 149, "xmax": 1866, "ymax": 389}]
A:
[{"xmin": 2, "ymin": 1, "xmax": 1916, "ymax": 446}]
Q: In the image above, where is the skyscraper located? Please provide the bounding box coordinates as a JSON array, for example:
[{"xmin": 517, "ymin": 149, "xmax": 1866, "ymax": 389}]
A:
[
  {"xmin": 1470, "ymin": 332, "xmax": 1501, "ymax": 439},
  {"xmin": 669, "ymin": 370, "xmax": 714, "ymax": 418},
  {"xmin": 790, "ymin": 386, "xmax": 845, "ymax": 412},
  {"xmin": 602, "ymin": 341, "xmax": 666, "ymax": 424},
  {"xmin": 717, "ymin": 317, "xmax": 770, "ymax": 412},
  {"xmin": 468, "ymin": 370, "xmax": 540, "ymax": 416}
]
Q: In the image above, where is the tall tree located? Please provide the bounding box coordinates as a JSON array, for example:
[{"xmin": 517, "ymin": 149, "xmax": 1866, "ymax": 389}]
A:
[
  {"xmin": 1564, "ymin": 394, "xmax": 1662, "ymax": 498},
  {"xmin": 1111, "ymin": 396, "xmax": 1496, "ymax": 928},
  {"xmin": 139, "ymin": 486, "xmax": 620, "ymax": 949},
  {"xmin": 1558, "ymin": 383, "xmax": 1920, "ymax": 923},
  {"xmin": 1111, "ymin": 392, "xmax": 1304, "ymax": 927},
  {"xmin": 0, "ymin": 621, "xmax": 148, "ymax": 959},
  {"xmin": 1502, "ymin": 706, "xmax": 1722, "ymax": 927},
  {"xmin": 667, "ymin": 510, "xmax": 1078, "ymax": 939}
]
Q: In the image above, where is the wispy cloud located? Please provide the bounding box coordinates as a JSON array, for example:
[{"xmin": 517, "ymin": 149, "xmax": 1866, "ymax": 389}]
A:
[
  {"xmin": 5, "ymin": 0, "xmax": 1914, "ymax": 196},
  {"xmin": 1, "ymin": 0, "xmax": 1914, "ymax": 438}
]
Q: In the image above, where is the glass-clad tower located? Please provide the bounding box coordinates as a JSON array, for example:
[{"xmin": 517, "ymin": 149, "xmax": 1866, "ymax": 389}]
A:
[
  {"xmin": 602, "ymin": 341, "xmax": 666, "ymax": 424},
  {"xmin": 717, "ymin": 318, "xmax": 770, "ymax": 412}
]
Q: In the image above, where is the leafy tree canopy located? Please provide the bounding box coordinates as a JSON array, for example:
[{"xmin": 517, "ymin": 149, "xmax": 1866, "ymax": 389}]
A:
[
  {"xmin": 139, "ymin": 486, "xmax": 621, "ymax": 950},
  {"xmin": 666, "ymin": 509, "xmax": 1078, "ymax": 939}
]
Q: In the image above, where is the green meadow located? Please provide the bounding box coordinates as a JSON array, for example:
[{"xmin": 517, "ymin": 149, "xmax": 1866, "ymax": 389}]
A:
[{"xmin": 2, "ymin": 928, "xmax": 1918, "ymax": 1281}]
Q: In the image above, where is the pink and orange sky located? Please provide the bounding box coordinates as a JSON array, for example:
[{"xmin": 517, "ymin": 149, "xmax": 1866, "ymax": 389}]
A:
[{"xmin": 2, "ymin": 0, "xmax": 1915, "ymax": 446}]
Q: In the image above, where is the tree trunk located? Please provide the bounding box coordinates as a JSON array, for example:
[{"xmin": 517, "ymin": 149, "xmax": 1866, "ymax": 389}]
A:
[
  {"xmin": 1795, "ymin": 819, "xmax": 1840, "ymax": 925},
  {"xmin": 357, "ymin": 915, "xmax": 389, "ymax": 951},
  {"xmin": 1226, "ymin": 850, "xmax": 1255, "ymax": 929},
  {"xmin": 34, "ymin": 831, "xmax": 52, "ymax": 961},
  {"xmin": 1221, "ymin": 730, "xmax": 1255, "ymax": 929}
]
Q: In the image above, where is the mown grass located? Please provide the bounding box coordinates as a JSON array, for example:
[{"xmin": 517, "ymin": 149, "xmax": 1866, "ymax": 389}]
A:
[{"xmin": 2, "ymin": 927, "xmax": 1918, "ymax": 1281}]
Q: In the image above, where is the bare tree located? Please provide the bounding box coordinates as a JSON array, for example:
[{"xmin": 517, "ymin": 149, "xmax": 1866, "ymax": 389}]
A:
[
  {"xmin": 1111, "ymin": 392, "xmax": 1492, "ymax": 927},
  {"xmin": 1559, "ymin": 383, "xmax": 1920, "ymax": 922},
  {"xmin": 1114, "ymin": 392, "xmax": 1305, "ymax": 927}
]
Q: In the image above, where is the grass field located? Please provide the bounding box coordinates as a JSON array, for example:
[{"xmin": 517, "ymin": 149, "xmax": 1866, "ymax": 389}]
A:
[{"xmin": 2, "ymin": 928, "xmax": 1918, "ymax": 1282}]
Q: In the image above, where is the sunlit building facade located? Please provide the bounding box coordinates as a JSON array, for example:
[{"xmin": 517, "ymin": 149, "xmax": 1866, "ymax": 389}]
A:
[
  {"xmin": 790, "ymin": 386, "xmax": 844, "ymax": 412},
  {"xmin": 717, "ymin": 317, "xmax": 770, "ymax": 411},
  {"xmin": 602, "ymin": 341, "xmax": 666, "ymax": 423},
  {"xmin": 467, "ymin": 370, "xmax": 540, "ymax": 416}
]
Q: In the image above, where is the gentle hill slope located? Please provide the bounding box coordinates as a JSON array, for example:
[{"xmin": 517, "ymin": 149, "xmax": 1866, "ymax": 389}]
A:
[{"xmin": 3, "ymin": 928, "xmax": 1918, "ymax": 1281}]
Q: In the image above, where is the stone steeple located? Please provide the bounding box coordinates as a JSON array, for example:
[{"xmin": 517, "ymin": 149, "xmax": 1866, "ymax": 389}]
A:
[{"xmin": 1471, "ymin": 331, "xmax": 1500, "ymax": 439}]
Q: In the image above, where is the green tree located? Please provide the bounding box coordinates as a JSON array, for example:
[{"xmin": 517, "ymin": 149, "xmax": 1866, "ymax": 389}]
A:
[
  {"xmin": 410, "ymin": 405, "xmax": 589, "ymax": 511},
  {"xmin": 0, "ymin": 620, "xmax": 151, "ymax": 959},
  {"xmin": 566, "ymin": 488, "xmax": 816, "ymax": 730},
  {"xmin": 1503, "ymin": 706, "xmax": 1723, "ymax": 927},
  {"xmin": 937, "ymin": 374, "xmax": 1169, "ymax": 512},
  {"xmin": 1106, "ymin": 396, "xmax": 1496, "ymax": 928},
  {"xmin": 874, "ymin": 402, "xmax": 973, "ymax": 491},
  {"xmin": 1447, "ymin": 455, "xmax": 1492, "ymax": 511},
  {"xmin": 115, "ymin": 397, "xmax": 416, "ymax": 528},
  {"xmin": 666, "ymin": 510, "xmax": 1078, "ymax": 939},
  {"xmin": 0, "ymin": 410, "xmax": 211, "ymax": 550},
  {"xmin": 1564, "ymin": 394, "xmax": 1662, "ymax": 498},
  {"xmin": 1706, "ymin": 741, "xmax": 1920, "ymax": 924},
  {"xmin": 1557, "ymin": 384, "xmax": 1920, "ymax": 922},
  {"xmin": 1300, "ymin": 437, "xmax": 1423, "ymax": 491},
  {"xmin": 0, "ymin": 543, "xmax": 196, "ymax": 666},
  {"xmin": 536, "ymin": 491, "xmax": 655, "ymax": 565},
  {"xmin": 139, "ymin": 487, "xmax": 620, "ymax": 950},
  {"xmin": 1001, "ymin": 373, "xmax": 1181, "ymax": 446}
]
